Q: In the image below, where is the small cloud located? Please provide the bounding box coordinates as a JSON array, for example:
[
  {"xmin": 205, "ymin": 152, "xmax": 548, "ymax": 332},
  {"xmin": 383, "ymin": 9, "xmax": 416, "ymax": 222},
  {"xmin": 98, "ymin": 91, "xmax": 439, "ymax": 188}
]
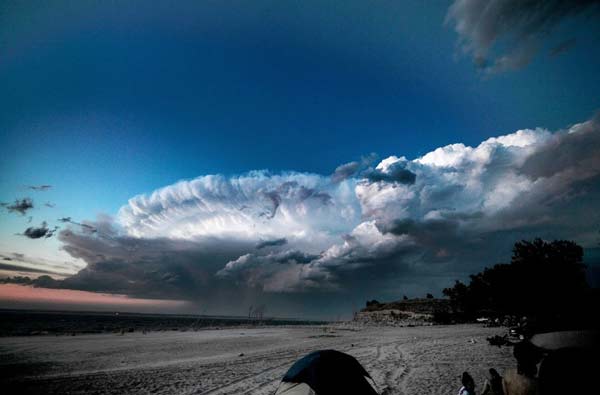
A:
[
  {"xmin": 45, "ymin": 202, "xmax": 56, "ymax": 208},
  {"xmin": 28, "ymin": 185, "xmax": 52, "ymax": 191},
  {"xmin": 21, "ymin": 221, "xmax": 59, "ymax": 239},
  {"xmin": 256, "ymin": 238, "xmax": 288, "ymax": 249},
  {"xmin": 549, "ymin": 38, "xmax": 577, "ymax": 57},
  {"xmin": 332, "ymin": 161, "xmax": 361, "ymax": 183},
  {"xmin": 3, "ymin": 198, "xmax": 34, "ymax": 215}
]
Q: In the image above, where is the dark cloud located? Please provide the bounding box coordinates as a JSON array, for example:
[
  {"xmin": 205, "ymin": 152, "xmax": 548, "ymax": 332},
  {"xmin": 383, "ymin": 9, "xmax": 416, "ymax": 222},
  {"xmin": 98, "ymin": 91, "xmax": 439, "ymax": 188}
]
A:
[
  {"xmin": 258, "ymin": 183, "xmax": 333, "ymax": 218},
  {"xmin": 256, "ymin": 238, "xmax": 288, "ymax": 249},
  {"xmin": 0, "ymin": 276, "xmax": 35, "ymax": 285},
  {"xmin": 22, "ymin": 222, "xmax": 59, "ymax": 239},
  {"xmin": 277, "ymin": 181, "xmax": 333, "ymax": 206},
  {"xmin": 331, "ymin": 155, "xmax": 416, "ymax": 185},
  {"xmin": 58, "ymin": 217, "xmax": 97, "ymax": 233},
  {"xmin": 217, "ymin": 250, "xmax": 326, "ymax": 292},
  {"xmin": 1, "ymin": 275, "xmax": 60, "ymax": 288},
  {"xmin": 28, "ymin": 185, "xmax": 52, "ymax": 191},
  {"xmin": 363, "ymin": 162, "xmax": 416, "ymax": 184},
  {"xmin": 3, "ymin": 198, "xmax": 34, "ymax": 215},
  {"xmin": 446, "ymin": 0, "xmax": 600, "ymax": 74},
  {"xmin": 332, "ymin": 161, "xmax": 361, "ymax": 183},
  {"xmin": 519, "ymin": 112, "xmax": 600, "ymax": 179},
  {"xmin": 0, "ymin": 252, "xmax": 81, "ymax": 276},
  {"xmin": 260, "ymin": 191, "xmax": 281, "ymax": 218},
  {"xmin": 45, "ymin": 218, "xmax": 257, "ymax": 306},
  {"xmin": 549, "ymin": 37, "xmax": 577, "ymax": 57},
  {"xmin": 331, "ymin": 153, "xmax": 378, "ymax": 183},
  {"xmin": 0, "ymin": 262, "xmax": 60, "ymax": 275}
]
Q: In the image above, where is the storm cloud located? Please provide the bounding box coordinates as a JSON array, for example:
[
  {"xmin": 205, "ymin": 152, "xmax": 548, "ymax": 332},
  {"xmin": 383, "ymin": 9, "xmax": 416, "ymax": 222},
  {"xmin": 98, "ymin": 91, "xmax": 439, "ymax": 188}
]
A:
[
  {"xmin": 28, "ymin": 112, "xmax": 600, "ymax": 315},
  {"xmin": 446, "ymin": 0, "xmax": 600, "ymax": 73}
]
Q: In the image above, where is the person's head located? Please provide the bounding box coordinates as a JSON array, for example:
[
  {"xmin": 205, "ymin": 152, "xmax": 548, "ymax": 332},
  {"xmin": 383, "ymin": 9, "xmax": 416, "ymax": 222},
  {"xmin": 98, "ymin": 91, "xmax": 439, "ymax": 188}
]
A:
[
  {"xmin": 462, "ymin": 372, "xmax": 475, "ymax": 390},
  {"xmin": 488, "ymin": 368, "xmax": 500, "ymax": 380},
  {"xmin": 513, "ymin": 341, "xmax": 542, "ymax": 377}
]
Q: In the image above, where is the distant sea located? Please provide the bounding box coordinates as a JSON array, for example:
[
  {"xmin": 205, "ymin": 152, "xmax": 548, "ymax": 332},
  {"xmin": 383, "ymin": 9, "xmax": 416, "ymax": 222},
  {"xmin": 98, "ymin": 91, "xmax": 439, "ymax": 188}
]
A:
[{"xmin": 0, "ymin": 309, "xmax": 326, "ymax": 337}]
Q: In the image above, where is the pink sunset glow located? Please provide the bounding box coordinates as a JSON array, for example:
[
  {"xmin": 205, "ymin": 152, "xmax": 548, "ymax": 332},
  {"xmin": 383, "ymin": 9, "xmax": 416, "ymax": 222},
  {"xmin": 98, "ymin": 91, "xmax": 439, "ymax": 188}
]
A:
[{"xmin": 0, "ymin": 284, "xmax": 188, "ymax": 311}]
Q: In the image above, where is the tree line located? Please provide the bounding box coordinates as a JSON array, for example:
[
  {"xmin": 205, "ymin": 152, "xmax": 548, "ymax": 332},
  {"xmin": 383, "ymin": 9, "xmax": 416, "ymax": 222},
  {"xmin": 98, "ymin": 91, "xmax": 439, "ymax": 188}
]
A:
[{"xmin": 442, "ymin": 238, "xmax": 597, "ymax": 330}]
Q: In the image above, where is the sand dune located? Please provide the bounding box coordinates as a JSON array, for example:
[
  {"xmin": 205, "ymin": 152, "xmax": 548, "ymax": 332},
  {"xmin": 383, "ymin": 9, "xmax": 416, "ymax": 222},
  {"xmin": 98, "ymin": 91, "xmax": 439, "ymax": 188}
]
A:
[{"xmin": 1, "ymin": 324, "xmax": 514, "ymax": 394}]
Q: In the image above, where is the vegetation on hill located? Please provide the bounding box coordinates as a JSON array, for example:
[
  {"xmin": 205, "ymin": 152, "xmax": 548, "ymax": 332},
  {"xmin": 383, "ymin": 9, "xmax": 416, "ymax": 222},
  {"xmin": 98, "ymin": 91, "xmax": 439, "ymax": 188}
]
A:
[
  {"xmin": 363, "ymin": 238, "xmax": 598, "ymax": 329},
  {"xmin": 363, "ymin": 298, "xmax": 450, "ymax": 315},
  {"xmin": 442, "ymin": 238, "xmax": 596, "ymax": 330}
]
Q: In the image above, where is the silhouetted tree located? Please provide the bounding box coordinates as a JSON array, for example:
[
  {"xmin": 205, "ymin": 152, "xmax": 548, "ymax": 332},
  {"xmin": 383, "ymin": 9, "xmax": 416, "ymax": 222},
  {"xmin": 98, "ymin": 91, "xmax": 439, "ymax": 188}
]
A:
[
  {"xmin": 426, "ymin": 293, "xmax": 434, "ymax": 299},
  {"xmin": 365, "ymin": 299, "xmax": 381, "ymax": 308},
  {"xmin": 443, "ymin": 239, "xmax": 588, "ymax": 325},
  {"xmin": 403, "ymin": 295, "xmax": 408, "ymax": 300}
]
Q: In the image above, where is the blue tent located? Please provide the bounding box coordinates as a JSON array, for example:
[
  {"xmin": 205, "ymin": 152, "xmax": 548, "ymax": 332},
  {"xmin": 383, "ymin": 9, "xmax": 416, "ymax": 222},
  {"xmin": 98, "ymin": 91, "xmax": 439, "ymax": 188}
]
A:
[{"xmin": 276, "ymin": 350, "xmax": 379, "ymax": 395}]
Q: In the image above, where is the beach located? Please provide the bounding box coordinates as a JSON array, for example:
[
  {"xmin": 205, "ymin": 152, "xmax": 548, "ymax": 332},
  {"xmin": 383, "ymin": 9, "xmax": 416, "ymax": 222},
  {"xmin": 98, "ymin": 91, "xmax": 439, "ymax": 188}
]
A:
[{"xmin": 1, "ymin": 324, "xmax": 514, "ymax": 394}]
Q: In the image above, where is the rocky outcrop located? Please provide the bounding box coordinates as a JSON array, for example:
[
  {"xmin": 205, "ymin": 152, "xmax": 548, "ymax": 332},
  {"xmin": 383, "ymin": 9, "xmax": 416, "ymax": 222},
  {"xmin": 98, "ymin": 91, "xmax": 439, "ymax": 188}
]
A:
[{"xmin": 354, "ymin": 298, "xmax": 451, "ymax": 326}]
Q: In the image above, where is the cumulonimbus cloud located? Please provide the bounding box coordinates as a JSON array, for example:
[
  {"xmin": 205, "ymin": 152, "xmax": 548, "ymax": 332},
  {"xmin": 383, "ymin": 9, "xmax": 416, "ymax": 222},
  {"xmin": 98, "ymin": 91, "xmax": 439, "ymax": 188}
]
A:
[
  {"xmin": 446, "ymin": 0, "xmax": 600, "ymax": 74},
  {"xmin": 9, "ymin": 112, "xmax": 597, "ymax": 316}
]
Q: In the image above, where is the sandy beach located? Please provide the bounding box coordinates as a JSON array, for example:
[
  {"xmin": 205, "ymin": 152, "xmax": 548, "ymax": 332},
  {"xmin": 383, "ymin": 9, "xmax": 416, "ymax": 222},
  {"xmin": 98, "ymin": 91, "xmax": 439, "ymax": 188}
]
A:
[{"xmin": 1, "ymin": 324, "xmax": 514, "ymax": 394}]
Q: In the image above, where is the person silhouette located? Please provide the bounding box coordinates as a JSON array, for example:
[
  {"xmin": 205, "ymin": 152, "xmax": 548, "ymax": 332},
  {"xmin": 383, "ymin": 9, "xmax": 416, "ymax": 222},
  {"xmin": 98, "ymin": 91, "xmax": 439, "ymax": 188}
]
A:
[
  {"xmin": 481, "ymin": 368, "xmax": 504, "ymax": 395},
  {"xmin": 503, "ymin": 341, "xmax": 541, "ymax": 395},
  {"xmin": 459, "ymin": 372, "xmax": 476, "ymax": 395}
]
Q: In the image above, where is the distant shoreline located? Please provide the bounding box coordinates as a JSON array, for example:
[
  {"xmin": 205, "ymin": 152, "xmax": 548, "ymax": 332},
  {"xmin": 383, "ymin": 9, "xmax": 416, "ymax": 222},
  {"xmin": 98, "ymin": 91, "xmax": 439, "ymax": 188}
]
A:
[{"xmin": 0, "ymin": 309, "xmax": 327, "ymax": 337}]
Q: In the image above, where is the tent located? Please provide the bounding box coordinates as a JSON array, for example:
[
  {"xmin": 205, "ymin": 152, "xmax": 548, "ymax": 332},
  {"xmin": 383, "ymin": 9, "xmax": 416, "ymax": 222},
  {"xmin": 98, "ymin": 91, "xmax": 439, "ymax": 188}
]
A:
[{"xmin": 275, "ymin": 350, "xmax": 379, "ymax": 395}]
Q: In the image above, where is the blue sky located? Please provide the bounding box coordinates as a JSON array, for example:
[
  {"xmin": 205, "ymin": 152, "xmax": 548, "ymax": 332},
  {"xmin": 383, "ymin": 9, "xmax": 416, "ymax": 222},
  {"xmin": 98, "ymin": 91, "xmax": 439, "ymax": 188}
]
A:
[{"xmin": 1, "ymin": 1, "xmax": 600, "ymax": 317}]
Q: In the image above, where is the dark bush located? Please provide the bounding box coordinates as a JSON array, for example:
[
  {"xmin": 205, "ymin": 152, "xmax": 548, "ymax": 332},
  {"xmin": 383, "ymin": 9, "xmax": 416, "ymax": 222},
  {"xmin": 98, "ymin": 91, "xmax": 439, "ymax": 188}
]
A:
[{"xmin": 365, "ymin": 300, "xmax": 381, "ymax": 308}]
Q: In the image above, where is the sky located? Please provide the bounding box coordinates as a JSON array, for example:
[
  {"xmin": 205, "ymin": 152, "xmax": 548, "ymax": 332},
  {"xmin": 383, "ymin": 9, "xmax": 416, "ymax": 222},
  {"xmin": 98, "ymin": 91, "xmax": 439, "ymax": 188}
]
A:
[{"xmin": 1, "ymin": 0, "xmax": 600, "ymax": 319}]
